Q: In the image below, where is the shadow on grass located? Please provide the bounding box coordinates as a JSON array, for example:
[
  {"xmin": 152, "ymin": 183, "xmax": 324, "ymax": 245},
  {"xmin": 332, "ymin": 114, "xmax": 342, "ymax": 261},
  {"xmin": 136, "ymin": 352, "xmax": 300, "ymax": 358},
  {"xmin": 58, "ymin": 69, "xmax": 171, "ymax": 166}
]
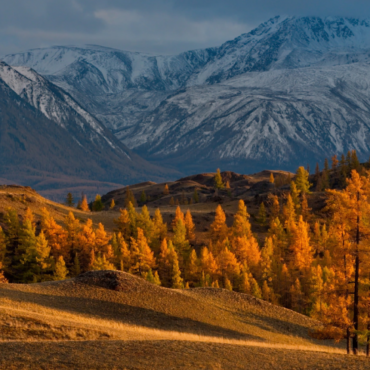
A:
[{"xmin": 0, "ymin": 287, "xmax": 262, "ymax": 341}]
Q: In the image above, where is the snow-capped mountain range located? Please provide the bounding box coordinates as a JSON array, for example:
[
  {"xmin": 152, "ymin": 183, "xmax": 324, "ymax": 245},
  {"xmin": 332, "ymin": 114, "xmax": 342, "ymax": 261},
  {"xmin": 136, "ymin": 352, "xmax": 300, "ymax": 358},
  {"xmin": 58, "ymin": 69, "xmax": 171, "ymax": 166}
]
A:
[
  {"xmin": 0, "ymin": 62, "xmax": 178, "ymax": 188},
  {"xmin": 4, "ymin": 16, "xmax": 370, "ymax": 173}
]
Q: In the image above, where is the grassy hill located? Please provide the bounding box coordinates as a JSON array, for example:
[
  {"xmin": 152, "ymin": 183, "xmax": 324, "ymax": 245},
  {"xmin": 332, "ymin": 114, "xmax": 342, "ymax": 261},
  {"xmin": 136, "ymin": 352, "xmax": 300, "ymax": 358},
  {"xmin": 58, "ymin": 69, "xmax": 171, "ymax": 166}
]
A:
[{"xmin": 0, "ymin": 270, "xmax": 368, "ymax": 369}]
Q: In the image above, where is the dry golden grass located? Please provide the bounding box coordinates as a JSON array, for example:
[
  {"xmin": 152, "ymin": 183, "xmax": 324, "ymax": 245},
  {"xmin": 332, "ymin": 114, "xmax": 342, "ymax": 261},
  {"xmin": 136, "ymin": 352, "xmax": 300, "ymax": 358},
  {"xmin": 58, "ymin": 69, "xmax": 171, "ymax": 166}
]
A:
[{"xmin": 0, "ymin": 270, "xmax": 369, "ymax": 369}]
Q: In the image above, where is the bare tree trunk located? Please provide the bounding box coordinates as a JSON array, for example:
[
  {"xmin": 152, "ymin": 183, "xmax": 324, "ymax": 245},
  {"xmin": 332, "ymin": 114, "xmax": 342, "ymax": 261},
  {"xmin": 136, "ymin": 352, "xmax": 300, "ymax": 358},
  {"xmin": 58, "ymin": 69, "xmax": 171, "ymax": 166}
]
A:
[
  {"xmin": 353, "ymin": 192, "xmax": 360, "ymax": 355},
  {"xmin": 347, "ymin": 327, "xmax": 351, "ymax": 355}
]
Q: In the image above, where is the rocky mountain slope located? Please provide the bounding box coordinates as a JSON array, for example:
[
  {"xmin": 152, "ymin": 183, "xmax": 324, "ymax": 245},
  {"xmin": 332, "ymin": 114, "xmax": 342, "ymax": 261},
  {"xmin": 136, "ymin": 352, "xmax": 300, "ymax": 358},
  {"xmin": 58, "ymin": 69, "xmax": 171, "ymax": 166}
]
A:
[
  {"xmin": 4, "ymin": 16, "xmax": 370, "ymax": 172},
  {"xmin": 0, "ymin": 63, "xmax": 179, "ymax": 192}
]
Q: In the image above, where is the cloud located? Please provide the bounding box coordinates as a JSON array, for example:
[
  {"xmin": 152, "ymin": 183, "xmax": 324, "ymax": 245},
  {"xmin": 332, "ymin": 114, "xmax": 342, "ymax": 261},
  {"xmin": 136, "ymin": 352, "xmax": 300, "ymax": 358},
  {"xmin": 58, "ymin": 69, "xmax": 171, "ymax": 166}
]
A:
[{"xmin": 1, "ymin": 0, "xmax": 370, "ymax": 56}]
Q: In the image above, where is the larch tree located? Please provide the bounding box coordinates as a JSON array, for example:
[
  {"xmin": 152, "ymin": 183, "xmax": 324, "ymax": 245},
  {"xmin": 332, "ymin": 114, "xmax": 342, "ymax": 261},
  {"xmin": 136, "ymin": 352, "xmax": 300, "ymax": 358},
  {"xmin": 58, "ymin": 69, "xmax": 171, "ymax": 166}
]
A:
[
  {"xmin": 258, "ymin": 202, "xmax": 266, "ymax": 225},
  {"xmin": 152, "ymin": 208, "xmax": 167, "ymax": 252},
  {"xmin": 214, "ymin": 168, "xmax": 224, "ymax": 190},
  {"xmin": 172, "ymin": 218, "xmax": 190, "ymax": 266},
  {"xmin": 270, "ymin": 195, "xmax": 280, "ymax": 221},
  {"xmin": 158, "ymin": 238, "xmax": 172, "ymax": 287},
  {"xmin": 186, "ymin": 249, "xmax": 199, "ymax": 285},
  {"xmin": 171, "ymin": 206, "xmax": 185, "ymax": 231},
  {"xmin": 210, "ymin": 205, "xmax": 228, "ymax": 245},
  {"xmin": 231, "ymin": 200, "xmax": 252, "ymax": 239},
  {"xmin": 54, "ymin": 256, "xmax": 68, "ymax": 280},
  {"xmin": 92, "ymin": 194, "xmax": 104, "ymax": 212},
  {"xmin": 283, "ymin": 194, "xmax": 296, "ymax": 231},
  {"xmin": 110, "ymin": 199, "xmax": 115, "ymax": 209},
  {"xmin": 114, "ymin": 208, "xmax": 131, "ymax": 241},
  {"xmin": 193, "ymin": 189, "xmax": 199, "ymax": 203},
  {"xmin": 114, "ymin": 232, "xmax": 130, "ymax": 271},
  {"xmin": 66, "ymin": 193, "xmax": 74, "ymax": 207},
  {"xmin": 269, "ymin": 173, "xmax": 275, "ymax": 184},
  {"xmin": 140, "ymin": 191, "xmax": 147, "ymax": 204},
  {"xmin": 326, "ymin": 170, "xmax": 370, "ymax": 354},
  {"xmin": 295, "ymin": 166, "xmax": 312, "ymax": 194},
  {"xmin": 184, "ymin": 209, "xmax": 196, "ymax": 241},
  {"xmin": 124, "ymin": 187, "xmax": 137, "ymax": 207},
  {"xmin": 170, "ymin": 248, "xmax": 183, "ymax": 289},
  {"xmin": 130, "ymin": 228, "xmax": 155, "ymax": 276},
  {"xmin": 95, "ymin": 223, "xmax": 110, "ymax": 256},
  {"xmin": 79, "ymin": 195, "xmax": 90, "ymax": 212},
  {"xmin": 289, "ymin": 215, "xmax": 313, "ymax": 273},
  {"xmin": 216, "ymin": 247, "xmax": 240, "ymax": 287},
  {"xmin": 137, "ymin": 205, "xmax": 154, "ymax": 243},
  {"xmin": 232, "ymin": 236, "xmax": 260, "ymax": 273},
  {"xmin": 163, "ymin": 184, "xmax": 170, "ymax": 195}
]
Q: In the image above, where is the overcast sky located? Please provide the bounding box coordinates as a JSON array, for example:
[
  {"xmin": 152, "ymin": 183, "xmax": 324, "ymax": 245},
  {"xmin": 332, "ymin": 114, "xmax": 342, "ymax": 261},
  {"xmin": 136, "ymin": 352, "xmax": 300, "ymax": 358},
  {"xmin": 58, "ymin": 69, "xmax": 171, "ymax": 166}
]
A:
[{"xmin": 1, "ymin": 0, "xmax": 370, "ymax": 56}]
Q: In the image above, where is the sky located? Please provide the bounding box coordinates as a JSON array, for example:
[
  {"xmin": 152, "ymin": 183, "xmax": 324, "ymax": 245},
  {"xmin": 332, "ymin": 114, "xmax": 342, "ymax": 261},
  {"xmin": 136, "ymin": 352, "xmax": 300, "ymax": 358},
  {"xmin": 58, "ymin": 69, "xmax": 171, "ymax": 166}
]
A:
[{"xmin": 1, "ymin": 0, "xmax": 370, "ymax": 56}]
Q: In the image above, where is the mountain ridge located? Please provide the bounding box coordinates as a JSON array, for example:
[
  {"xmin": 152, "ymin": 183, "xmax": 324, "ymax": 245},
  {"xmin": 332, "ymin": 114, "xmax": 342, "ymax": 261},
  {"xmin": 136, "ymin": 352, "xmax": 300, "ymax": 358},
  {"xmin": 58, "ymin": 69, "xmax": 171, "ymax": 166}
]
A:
[{"xmin": 4, "ymin": 15, "xmax": 370, "ymax": 173}]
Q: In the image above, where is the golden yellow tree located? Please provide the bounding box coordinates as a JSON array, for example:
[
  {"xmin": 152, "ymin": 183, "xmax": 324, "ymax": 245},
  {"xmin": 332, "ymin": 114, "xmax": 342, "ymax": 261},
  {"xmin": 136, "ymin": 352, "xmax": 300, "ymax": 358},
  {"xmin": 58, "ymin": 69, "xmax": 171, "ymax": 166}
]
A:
[
  {"xmin": 326, "ymin": 170, "xmax": 370, "ymax": 354},
  {"xmin": 184, "ymin": 209, "xmax": 195, "ymax": 241},
  {"xmin": 210, "ymin": 205, "xmax": 228, "ymax": 246},
  {"xmin": 130, "ymin": 228, "xmax": 155, "ymax": 275}
]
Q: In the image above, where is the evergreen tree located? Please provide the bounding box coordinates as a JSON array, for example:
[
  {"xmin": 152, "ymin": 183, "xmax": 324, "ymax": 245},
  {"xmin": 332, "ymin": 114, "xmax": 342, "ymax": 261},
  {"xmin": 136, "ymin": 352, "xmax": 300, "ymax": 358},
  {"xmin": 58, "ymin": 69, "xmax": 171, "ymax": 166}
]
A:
[
  {"xmin": 193, "ymin": 189, "xmax": 199, "ymax": 203},
  {"xmin": 114, "ymin": 208, "xmax": 131, "ymax": 241},
  {"xmin": 173, "ymin": 218, "xmax": 190, "ymax": 266},
  {"xmin": 66, "ymin": 193, "xmax": 74, "ymax": 207},
  {"xmin": 54, "ymin": 256, "xmax": 68, "ymax": 280},
  {"xmin": 290, "ymin": 182, "xmax": 301, "ymax": 212},
  {"xmin": 239, "ymin": 271, "xmax": 251, "ymax": 293},
  {"xmin": 124, "ymin": 187, "xmax": 137, "ymax": 207},
  {"xmin": 137, "ymin": 205, "xmax": 154, "ymax": 243},
  {"xmin": 92, "ymin": 254, "xmax": 115, "ymax": 271},
  {"xmin": 262, "ymin": 280, "xmax": 271, "ymax": 301},
  {"xmin": 339, "ymin": 154, "xmax": 348, "ymax": 187},
  {"xmin": 72, "ymin": 252, "xmax": 81, "ymax": 276},
  {"xmin": 294, "ymin": 166, "xmax": 312, "ymax": 194},
  {"xmin": 34, "ymin": 231, "xmax": 51, "ymax": 273},
  {"xmin": 351, "ymin": 150, "xmax": 361, "ymax": 172},
  {"xmin": 331, "ymin": 155, "xmax": 339, "ymax": 170},
  {"xmin": 300, "ymin": 194, "xmax": 311, "ymax": 221},
  {"xmin": 224, "ymin": 277, "xmax": 233, "ymax": 291},
  {"xmin": 250, "ymin": 277, "xmax": 262, "ymax": 299},
  {"xmin": 92, "ymin": 194, "xmax": 104, "ymax": 212},
  {"xmin": 171, "ymin": 248, "xmax": 183, "ymax": 289},
  {"xmin": 283, "ymin": 194, "xmax": 296, "ymax": 230},
  {"xmin": 153, "ymin": 271, "xmax": 161, "ymax": 285},
  {"xmin": 140, "ymin": 191, "xmax": 147, "ymax": 204},
  {"xmin": 214, "ymin": 168, "xmax": 224, "ymax": 190},
  {"xmin": 115, "ymin": 232, "xmax": 130, "ymax": 271},
  {"xmin": 152, "ymin": 208, "xmax": 167, "ymax": 252},
  {"xmin": 258, "ymin": 202, "xmax": 266, "ymax": 225}
]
